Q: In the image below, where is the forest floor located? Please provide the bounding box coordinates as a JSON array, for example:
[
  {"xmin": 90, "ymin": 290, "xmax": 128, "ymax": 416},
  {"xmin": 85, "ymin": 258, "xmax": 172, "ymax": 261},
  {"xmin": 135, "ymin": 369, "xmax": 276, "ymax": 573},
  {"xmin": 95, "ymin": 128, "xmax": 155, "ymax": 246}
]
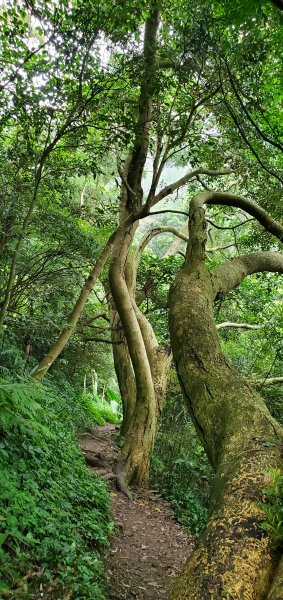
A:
[{"xmin": 78, "ymin": 426, "xmax": 195, "ymax": 600}]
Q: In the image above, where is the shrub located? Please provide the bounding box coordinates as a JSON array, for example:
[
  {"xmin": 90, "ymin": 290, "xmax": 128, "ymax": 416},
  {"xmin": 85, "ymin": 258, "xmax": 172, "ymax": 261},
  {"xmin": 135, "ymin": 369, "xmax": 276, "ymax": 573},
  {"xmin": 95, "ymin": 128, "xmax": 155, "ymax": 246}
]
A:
[
  {"xmin": 151, "ymin": 387, "xmax": 212, "ymax": 533},
  {"xmin": 76, "ymin": 391, "xmax": 120, "ymax": 426}
]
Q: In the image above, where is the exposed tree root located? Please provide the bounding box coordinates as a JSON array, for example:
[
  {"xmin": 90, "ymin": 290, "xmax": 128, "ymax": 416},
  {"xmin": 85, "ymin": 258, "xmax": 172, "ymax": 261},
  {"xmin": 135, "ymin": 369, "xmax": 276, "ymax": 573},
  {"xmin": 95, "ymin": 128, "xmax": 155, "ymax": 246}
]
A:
[{"xmin": 83, "ymin": 449, "xmax": 132, "ymax": 500}]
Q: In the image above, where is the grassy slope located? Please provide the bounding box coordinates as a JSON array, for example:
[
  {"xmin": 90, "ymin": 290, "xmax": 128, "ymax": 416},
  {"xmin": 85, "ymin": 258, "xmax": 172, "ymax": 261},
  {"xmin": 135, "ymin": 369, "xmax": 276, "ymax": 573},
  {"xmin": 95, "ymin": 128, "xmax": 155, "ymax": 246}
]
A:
[{"xmin": 0, "ymin": 379, "xmax": 117, "ymax": 599}]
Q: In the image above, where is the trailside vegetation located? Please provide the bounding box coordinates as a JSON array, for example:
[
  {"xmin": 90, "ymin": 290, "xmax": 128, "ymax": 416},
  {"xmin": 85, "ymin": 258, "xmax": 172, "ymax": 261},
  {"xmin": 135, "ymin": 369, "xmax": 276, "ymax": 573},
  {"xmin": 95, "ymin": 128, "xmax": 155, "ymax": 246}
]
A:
[
  {"xmin": 0, "ymin": 372, "xmax": 115, "ymax": 599},
  {"xmin": 0, "ymin": 0, "xmax": 283, "ymax": 598}
]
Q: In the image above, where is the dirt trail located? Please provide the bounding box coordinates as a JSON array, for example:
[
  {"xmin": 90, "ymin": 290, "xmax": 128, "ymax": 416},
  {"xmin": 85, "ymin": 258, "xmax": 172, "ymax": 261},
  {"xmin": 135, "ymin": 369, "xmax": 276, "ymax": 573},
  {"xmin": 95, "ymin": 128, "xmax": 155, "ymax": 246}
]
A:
[{"xmin": 78, "ymin": 426, "xmax": 195, "ymax": 600}]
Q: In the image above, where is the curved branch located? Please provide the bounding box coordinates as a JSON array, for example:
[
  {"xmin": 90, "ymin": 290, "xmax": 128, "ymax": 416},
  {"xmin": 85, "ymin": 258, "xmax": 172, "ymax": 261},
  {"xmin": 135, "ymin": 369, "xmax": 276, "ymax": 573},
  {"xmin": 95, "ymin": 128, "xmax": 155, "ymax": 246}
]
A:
[
  {"xmin": 225, "ymin": 62, "xmax": 283, "ymax": 153},
  {"xmin": 219, "ymin": 73, "xmax": 283, "ymax": 184},
  {"xmin": 212, "ymin": 251, "xmax": 283, "ymax": 299},
  {"xmin": 149, "ymin": 209, "xmax": 190, "ymax": 218},
  {"xmin": 192, "ymin": 191, "xmax": 283, "ymax": 242},
  {"xmin": 207, "ymin": 217, "xmax": 255, "ymax": 231}
]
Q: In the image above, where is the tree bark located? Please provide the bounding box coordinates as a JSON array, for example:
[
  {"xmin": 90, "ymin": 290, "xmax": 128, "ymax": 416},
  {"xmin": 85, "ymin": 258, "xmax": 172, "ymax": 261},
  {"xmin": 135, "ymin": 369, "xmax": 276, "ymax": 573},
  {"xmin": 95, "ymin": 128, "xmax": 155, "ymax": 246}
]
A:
[
  {"xmin": 108, "ymin": 219, "xmax": 172, "ymax": 484},
  {"xmin": 108, "ymin": 295, "xmax": 136, "ymax": 437},
  {"xmin": 168, "ymin": 198, "xmax": 283, "ymax": 599},
  {"xmin": 109, "ymin": 226, "xmax": 157, "ymax": 485},
  {"xmin": 134, "ymin": 303, "xmax": 172, "ymax": 416}
]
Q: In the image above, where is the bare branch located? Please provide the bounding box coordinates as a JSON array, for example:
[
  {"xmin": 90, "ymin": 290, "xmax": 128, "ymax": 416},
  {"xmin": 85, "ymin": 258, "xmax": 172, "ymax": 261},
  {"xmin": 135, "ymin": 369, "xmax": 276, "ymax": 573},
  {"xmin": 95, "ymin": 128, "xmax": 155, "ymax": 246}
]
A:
[
  {"xmin": 196, "ymin": 176, "xmax": 212, "ymax": 191},
  {"xmin": 163, "ymin": 220, "xmax": 189, "ymax": 257},
  {"xmin": 206, "ymin": 218, "xmax": 255, "ymax": 231},
  {"xmin": 207, "ymin": 243, "xmax": 235, "ymax": 253},
  {"xmin": 151, "ymin": 168, "xmax": 233, "ymax": 208},
  {"xmin": 83, "ymin": 337, "xmax": 123, "ymax": 345},
  {"xmin": 148, "ymin": 209, "xmax": 190, "ymax": 218},
  {"xmin": 135, "ymin": 226, "xmax": 189, "ymax": 266},
  {"xmin": 216, "ymin": 322, "xmax": 260, "ymax": 330}
]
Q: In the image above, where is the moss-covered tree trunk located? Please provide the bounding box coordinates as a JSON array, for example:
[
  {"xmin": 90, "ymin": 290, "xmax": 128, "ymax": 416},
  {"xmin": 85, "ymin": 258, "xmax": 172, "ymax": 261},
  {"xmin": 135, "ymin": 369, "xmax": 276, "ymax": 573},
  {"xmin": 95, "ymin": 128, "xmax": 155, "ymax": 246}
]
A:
[{"xmin": 169, "ymin": 199, "xmax": 283, "ymax": 599}]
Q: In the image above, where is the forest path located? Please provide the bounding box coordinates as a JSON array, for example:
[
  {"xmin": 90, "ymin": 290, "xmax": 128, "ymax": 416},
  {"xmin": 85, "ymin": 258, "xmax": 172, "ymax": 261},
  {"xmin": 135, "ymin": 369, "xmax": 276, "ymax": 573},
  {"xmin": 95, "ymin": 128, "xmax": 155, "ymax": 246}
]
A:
[{"xmin": 78, "ymin": 426, "xmax": 195, "ymax": 600}]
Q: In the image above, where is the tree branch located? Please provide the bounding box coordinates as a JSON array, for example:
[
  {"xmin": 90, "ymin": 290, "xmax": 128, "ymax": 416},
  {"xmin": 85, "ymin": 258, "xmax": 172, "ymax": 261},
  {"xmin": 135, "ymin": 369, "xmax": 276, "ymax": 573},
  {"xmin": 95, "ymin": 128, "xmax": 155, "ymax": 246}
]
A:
[
  {"xmin": 148, "ymin": 209, "xmax": 190, "ymax": 217},
  {"xmin": 207, "ymin": 243, "xmax": 235, "ymax": 253},
  {"xmin": 192, "ymin": 191, "xmax": 283, "ymax": 242},
  {"xmin": 224, "ymin": 61, "xmax": 283, "ymax": 153},
  {"xmin": 253, "ymin": 377, "xmax": 283, "ymax": 386},
  {"xmin": 220, "ymin": 80, "xmax": 283, "ymax": 184},
  {"xmin": 135, "ymin": 226, "xmax": 189, "ymax": 266},
  {"xmin": 83, "ymin": 337, "xmax": 123, "ymax": 345},
  {"xmin": 150, "ymin": 168, "xmax": 232, "ymax": 208},
  {"xmin": 207, "ymin": 218, "xmax": 255, "ymax": 231},
  {"xmin": 212, "ymin": 252, "xmax": 283, "ymax": 299}
]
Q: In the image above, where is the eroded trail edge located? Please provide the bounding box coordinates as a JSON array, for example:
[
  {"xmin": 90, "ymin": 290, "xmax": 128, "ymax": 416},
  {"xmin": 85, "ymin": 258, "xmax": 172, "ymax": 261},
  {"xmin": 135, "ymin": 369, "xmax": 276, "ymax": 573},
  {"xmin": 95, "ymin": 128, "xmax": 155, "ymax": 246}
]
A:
[{"xmin": 79, "ymin": 426, "xmax": 195, "ymax": 600}]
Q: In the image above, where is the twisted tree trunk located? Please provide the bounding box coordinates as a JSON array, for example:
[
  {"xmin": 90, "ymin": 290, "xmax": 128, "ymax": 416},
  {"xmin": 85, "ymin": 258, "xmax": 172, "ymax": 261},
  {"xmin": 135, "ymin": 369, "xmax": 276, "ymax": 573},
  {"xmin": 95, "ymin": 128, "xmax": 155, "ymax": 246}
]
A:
[
  {"xmin": 169, "ymin": 197, "xmax": 283, "ymax": 599},
  {"xmin": 109, "ymin": 224, "xmax": 172, "ymax": 484},
  {"xmin": 109, "ymin": 226, "xmax": 157, "ymax": 485}
]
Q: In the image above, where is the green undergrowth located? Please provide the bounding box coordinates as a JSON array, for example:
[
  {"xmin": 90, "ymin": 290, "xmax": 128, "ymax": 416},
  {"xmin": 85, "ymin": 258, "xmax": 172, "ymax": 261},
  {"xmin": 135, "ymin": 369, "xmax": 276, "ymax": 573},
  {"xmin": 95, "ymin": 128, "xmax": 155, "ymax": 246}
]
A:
[
  {"xmin": 151, "ymin": 383, "xmax": 212, "ymax": 534},
  {"xmin": 0, "ymin": 376, "xmax": 115, "ymax": 599},
  {"xmin": 77, "ymin": 391, "xmax": 120, "ymax": 426},
  {"xmin": 260, "ymin": 468, "xmax": 283, "ymax": 549}
]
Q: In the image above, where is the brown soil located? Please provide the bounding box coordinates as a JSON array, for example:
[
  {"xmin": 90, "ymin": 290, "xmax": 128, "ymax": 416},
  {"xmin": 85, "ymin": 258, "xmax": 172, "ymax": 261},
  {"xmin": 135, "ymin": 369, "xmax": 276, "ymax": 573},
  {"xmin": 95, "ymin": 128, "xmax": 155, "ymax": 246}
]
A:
[{"xmin": 78, "ymin": 426, "xmax": 195, "ymax": 600}]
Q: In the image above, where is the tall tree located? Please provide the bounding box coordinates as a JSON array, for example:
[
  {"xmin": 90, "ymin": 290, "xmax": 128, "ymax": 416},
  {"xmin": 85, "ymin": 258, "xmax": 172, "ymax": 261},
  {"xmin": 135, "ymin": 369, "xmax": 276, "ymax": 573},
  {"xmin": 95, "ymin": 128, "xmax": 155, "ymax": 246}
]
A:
[
  {"xmin": 169, "ymin": 191, "xmax": 283, "ymax": 599},
  {"xmin": 12, "ymin": 0, "xmax": 282, "ymax": 491}
]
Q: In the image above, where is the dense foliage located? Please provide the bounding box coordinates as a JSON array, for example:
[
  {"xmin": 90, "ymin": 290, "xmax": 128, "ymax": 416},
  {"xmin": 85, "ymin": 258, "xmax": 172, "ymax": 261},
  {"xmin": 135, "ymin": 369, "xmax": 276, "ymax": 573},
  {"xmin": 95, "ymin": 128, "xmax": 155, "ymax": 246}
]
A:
[
  {"xmin": 151, "ymin": 375, "xmax": 212, "ymax": 533},
  {"xmin": 0, "ymin": 0, "xmax": 282, "ymax": 595},
  {"xmin": 261, "ymin": 469, "xmax": 283, "ymax": 549},
  {"xmin": 0, "ymin": 368, "xmax": 118, "ymax": 599}
]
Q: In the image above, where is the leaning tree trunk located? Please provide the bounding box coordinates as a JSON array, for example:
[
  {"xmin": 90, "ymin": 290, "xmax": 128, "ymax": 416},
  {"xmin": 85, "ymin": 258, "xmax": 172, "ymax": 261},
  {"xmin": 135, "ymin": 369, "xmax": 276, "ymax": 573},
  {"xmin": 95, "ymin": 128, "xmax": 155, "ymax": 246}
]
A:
[
  {"xmin": 31, "ymin": 221, "xmax": 135, "ymax": 381},
  {"xmin": 168, "ymin": 201, "xmax": 283, "ymax": 599}
]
